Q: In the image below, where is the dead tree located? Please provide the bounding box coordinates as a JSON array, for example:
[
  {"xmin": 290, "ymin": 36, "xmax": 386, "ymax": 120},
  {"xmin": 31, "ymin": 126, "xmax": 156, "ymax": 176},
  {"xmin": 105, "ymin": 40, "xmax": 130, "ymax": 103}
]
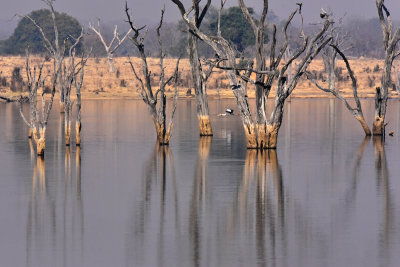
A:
[
  {"xmin": 182, "ymin": 1, "xmax": 332, "ymax": 148},
  {"xmin": 393, "ymin": 62, "xmax": 400, "ymax": 93},
  {"xmin": 26, "ymin": 0, "xmax": 81, "ymax": 113},
  {"xmin": 74, "ymin": 55, "xmax": 87, "ymax": 146},
  {"xmin": 238, "ymin": 1, "xmax": 333, "ymax": 149},
  {"xmin": 125, "ymin": 3, "xmax": 180, "ymax": 145},
  {"xmin": 19, "ymin": 52, "xmax": 58, "ymax": 156},
  {"xmin": 61, "ymin": 30, "xmax": 84, "ymax": 146},
  {"xmin": 180, "ymin": 0, "xmax": 256, "ymax": 147},
  {"xmin": 88, "ymin": 20, "xmax": 132, "ymax": 73},
  {"xmin": 321, "ymin": 16, "xmax": 349, "ymax": 93},
  {"xmin": 171, "ymin": 0, "xmax": 214, "ymax": 136},
  {"xmin": 238, "ymin": 0, "xmax": 269, "ymax": 146},
  {"xmin": 374, "ymin": 0, "xmax": 400, "ymax": 135},
  {"xmin": 307, "ymin": 44, "xmax": 371, "ymax": 136}
]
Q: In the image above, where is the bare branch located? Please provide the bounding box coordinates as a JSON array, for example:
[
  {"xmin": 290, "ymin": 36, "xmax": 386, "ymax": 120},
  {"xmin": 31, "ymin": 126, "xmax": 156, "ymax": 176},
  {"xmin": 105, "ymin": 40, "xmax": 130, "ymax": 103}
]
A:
[
  {"xmin": 89, "ymin": 20, "xmax": 132, "ymax": 72},
  {"xmin": 198, "ymin": 0, "xmax": 212, "ymax": 26},
  {"xmin": 238, "ymin": 0, "xmax": 257, "ymax": 32},
  {"xmin": 169, "ymin": 57, "xmax": 181, "ymax": 122},
  {"xmin": 273, "ymin": 9, "xmax": 298, "ymax": 69}
]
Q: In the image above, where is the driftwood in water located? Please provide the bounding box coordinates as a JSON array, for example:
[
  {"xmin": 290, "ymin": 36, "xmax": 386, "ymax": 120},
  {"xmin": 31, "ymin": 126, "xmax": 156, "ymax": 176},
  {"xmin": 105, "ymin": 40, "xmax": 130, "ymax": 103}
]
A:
[{"xmin": 125, "ymin": 2, "xmax": 180, "ymax": 145}]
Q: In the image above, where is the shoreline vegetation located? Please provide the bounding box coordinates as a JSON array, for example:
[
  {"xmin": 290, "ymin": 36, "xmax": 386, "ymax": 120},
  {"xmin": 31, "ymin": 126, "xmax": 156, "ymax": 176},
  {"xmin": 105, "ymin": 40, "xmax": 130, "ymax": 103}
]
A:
[{"xmin": 1, "ymin": 56, "xmax": 400, "ymax": 101}]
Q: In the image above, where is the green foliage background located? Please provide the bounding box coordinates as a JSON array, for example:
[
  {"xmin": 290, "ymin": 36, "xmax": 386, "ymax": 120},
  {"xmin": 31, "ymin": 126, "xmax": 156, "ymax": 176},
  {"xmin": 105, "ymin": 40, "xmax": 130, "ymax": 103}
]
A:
[{"xmin": 0, "ymin": 9, "xmax": 82, "ymax": 55}]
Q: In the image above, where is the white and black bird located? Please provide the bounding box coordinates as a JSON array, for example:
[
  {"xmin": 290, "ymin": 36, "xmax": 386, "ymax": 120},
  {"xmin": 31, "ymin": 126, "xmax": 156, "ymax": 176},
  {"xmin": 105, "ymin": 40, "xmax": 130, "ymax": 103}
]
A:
[
  {"xmin": 320, "ymin": 8, "xmax": 328, "ymax": 19},
  {"xmin": 296, "ymin": 3, "xmax": 302, "ymax": 13}
]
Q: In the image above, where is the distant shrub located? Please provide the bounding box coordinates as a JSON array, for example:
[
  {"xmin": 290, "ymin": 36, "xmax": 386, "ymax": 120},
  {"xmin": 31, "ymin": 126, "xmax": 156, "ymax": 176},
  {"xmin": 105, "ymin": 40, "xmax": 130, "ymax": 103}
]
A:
[
  {"xmin": 120, "ymin": 79, "xmax": 127, "ymax": 87},
  {"xmin": 10, "ymin": 67, "xmax": 24, "ymax": 92},
  {"xmin": 236, "ymin": 58, "xmax": 252, "ymax": 69},
  {"xmin": 368, "ymin": 76, "xmax": 375, "ymax": 87},
  {"xmin": 0, "ymin": 72, "xmax": 7, "ymax": 87},
  {"xmin": 43, "ymin": 85, "xmax": 52, "ymax": 94},
  {"xmin": 373, "ymin": 64, "xmax": 380, "ymax": 72},
  {"xmin": 116, "ymin": 69, "xmax": 120, "ymax": 79}
]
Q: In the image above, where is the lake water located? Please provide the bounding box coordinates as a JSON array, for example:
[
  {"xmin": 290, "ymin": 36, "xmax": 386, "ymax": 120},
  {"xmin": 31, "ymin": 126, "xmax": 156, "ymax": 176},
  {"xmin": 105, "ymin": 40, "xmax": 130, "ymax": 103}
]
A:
[{"xmin": 1, "ymin": 98, "xmax": 400, "ymax": 267}]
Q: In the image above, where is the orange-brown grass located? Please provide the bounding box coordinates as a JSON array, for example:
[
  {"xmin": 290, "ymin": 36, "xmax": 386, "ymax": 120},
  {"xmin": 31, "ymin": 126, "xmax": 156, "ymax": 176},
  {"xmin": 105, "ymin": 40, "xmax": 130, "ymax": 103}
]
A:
[{"xmin": 1, "ymin": 56, "xmax": 399, "ymax": 100}]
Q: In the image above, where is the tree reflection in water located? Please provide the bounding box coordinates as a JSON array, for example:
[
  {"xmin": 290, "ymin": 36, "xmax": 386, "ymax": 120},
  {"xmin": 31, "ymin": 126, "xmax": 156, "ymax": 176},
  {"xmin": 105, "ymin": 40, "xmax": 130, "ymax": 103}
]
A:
[
  {"xmin": 128, "ymin": 143, "xmax": 180, "ymax": 267},
  {"xmin": 125, "ymin": 130, "xmax": 397, "ymax": 267},
  {"xmin": 373, "ymin": 136, "xmax": 393, "ymax": 267},
  {"xmin": 190, "ymin": 137, "xmax": 212, "ymax": 267},
  {"xmin": 26, "ymin": 146, "xmax": 83, "ymax": 267},
  {"xmin": 234, "ymin": 150, "xmax": 287, "ymax": 267}
]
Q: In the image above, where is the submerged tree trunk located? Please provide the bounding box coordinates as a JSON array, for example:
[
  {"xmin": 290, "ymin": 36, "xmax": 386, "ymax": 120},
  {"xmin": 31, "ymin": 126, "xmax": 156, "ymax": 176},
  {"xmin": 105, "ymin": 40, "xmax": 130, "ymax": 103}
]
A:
[
  {"xmin": 266, "ymin": 95, "xmax": 285, "ymax": 149},
  {"xmin": 152, "ymin": 116, "xmax": 173, "ymax": 145},
  {"xmin": 373, "ymin": 86, "xmax": 386, "ymax": 135},
  {"xmin": 126, "ymin": 4, "xmax": 180, "ymax": 146},
  {"xmin": 33, "ymin": 127, "xmax": 46, "ymax": 156},
  {"xmin": 231, "ymin": 81, "xmax": 257, "ymax": 149},
  {"xmin": 76, "ymin": 82, "xmax": 82, "ymax": 146},
  {"xmin": 308, "ymin": 44, "xmax": 371, "ymax": 136},
  {"xmin": 188, "ymin": 35, "xmax": 213, "ymax": 136},
  {"xmin": 374, "ymin": 0, "xmax": 400, "ymax": 135},
  {"xmin": 64, "ymin": 99, "xmax": 72, "ymax": 146}
]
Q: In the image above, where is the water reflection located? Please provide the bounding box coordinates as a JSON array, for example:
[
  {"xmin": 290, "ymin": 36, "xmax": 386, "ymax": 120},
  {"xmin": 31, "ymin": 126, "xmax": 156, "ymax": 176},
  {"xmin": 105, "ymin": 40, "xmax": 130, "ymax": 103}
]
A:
[
  {"xmin": 190, "ymin": 137, "xmax": 212, "ymax": 267},
  {"xmin": 128, "ymin": 143, "xmax": 180, "ymax": 267},
  {"xmin": 26, "ymin": 151, "xmax": 51, "ymax": 267},
  {"xmin": 373, "ymin": 137, "xmax": 393, "ymax": 267},
  {"xmin": 26, "ymin": 147, "xmax": 84, "ymax": 267},
  {"xmin": 2, "ymin": 99, "xmax": 400, "ymax": 267},
  {"xmin": 237, "ymin": 150, "xmax": 286, "ymax": 266}
]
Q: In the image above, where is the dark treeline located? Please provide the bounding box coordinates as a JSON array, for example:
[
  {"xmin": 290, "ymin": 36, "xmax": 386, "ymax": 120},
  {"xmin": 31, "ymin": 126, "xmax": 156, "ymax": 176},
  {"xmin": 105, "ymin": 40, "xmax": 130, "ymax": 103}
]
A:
[{"xmin": 0, "ymin": 5, "xmax": 397, "ymax": 59}]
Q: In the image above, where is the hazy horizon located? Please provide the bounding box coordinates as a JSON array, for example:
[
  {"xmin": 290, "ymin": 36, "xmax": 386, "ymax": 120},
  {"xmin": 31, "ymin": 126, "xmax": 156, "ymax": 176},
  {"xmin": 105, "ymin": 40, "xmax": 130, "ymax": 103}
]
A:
[
  {"xmin": 1, "ymin": 0, "xmax": 400, "ymax": 39},
  {"xmin": 1, "ymin": 0, "xmax": 399, "ymax": 24}
]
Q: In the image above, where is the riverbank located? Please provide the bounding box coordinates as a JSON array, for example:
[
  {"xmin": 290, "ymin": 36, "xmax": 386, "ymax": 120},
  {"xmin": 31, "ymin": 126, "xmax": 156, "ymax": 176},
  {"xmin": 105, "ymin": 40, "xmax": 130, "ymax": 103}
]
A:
[{"xmin": 1, "ymin": 56, "xmax": 400, "ymax": 101}]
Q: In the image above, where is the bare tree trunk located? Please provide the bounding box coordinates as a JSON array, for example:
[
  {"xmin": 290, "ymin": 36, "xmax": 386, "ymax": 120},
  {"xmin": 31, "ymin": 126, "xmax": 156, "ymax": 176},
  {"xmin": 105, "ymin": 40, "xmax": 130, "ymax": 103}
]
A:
[
  {"xmin": 35, "ymin": 127, "xmax": 46, "ymax": 156},
  {"xmin": 75, "ymin": 65, "xmax": 84, "ymax": 146},
  {"xmin": 126, "ymin": 3, "xmax": 180, "ymax": 146},
  {"xmin": 323, "ymin": 53, "xmax": 337, "ymax": 92},
  {"xmin": 238, "ymin": 0, "xmax": 268, "ymax": 147},
  {"xmin": 374, "ymin": 0, "xmax": 400, "ymax": 135},
  {"xmin": 18, "ymin": 51, "xmax": 57, "ymax": 156},
  {"xmin": 64, "ymin": 101, "xmax": 72, "ymax": 146},
  {"xmin": 307, "ymin": 44, "xmax": 371, "ymax": 136},
  {"xmin": 172, "ymin": 0, "xmax": 213, "ymax": 136},
  {"xmin": 393, "ymin": 63, "xmax": 400, "ymax": 93},
  {"xmin": 188, "ymin": 35, "xmax": 213, "ymax": 136}
]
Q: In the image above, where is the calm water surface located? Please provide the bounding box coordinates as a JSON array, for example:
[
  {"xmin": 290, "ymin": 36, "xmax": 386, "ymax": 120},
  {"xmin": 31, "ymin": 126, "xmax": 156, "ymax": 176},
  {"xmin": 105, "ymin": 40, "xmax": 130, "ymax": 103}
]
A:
[{"xmin": 1, "ymin": 99, "xmax": 400, "ymax": 267}]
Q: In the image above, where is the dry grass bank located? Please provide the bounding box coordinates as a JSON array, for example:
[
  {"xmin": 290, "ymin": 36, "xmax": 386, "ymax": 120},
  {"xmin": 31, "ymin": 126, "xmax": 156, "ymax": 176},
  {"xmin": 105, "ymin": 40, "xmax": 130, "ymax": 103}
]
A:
[{"xmin": 1, "ymin": 56, "xmax": 399, "ymax": 100}]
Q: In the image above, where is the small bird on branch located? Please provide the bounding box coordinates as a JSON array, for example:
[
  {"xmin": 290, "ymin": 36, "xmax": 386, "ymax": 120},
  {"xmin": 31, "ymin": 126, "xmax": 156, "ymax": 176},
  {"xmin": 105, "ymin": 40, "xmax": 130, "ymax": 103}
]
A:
[
  {"xmin": 320, "ymin": 8, "xmax": 328, "ymax": 19},
  {"xmin": 296, "ymin": 3, "xmax": 302, "ymax": 13}
]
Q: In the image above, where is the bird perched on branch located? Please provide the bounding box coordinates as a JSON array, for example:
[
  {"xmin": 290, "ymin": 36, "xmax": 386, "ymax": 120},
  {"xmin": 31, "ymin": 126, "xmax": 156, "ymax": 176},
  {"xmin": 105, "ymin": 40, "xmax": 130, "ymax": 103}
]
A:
[
  {"xmin": 296, "ymin": 3, "xmax": 302, "ymax": 13},
  {"xmin": 320, "ymin": 8, "xmax": 328, "ymax": 18}
]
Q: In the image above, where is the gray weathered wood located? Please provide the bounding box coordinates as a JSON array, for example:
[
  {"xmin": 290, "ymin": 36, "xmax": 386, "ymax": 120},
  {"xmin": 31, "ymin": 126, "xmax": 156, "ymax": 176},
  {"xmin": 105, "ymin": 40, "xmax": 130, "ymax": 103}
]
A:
[{"xmin": 125, "ymin": 2, "xmax": 180, "ymax": 145}]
